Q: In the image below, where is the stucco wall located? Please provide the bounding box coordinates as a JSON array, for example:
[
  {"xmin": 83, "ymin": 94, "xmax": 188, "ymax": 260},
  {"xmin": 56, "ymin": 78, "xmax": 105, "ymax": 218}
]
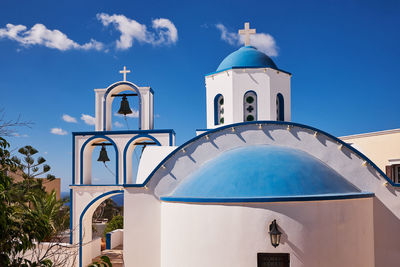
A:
[
  {"xmin": 124, "ymin": 188, "xmax": 161, "ymax": 267},
  {"xmin": 161, "ymin": 199, "xmax": 374, "ymax": 267},
  {"xmin": 340, "ymin": 129, "xmax": 400, "ymax": 173},
  {"xmin": 205, "ymin": 68, "xmax": 291, "ymax": 129}
]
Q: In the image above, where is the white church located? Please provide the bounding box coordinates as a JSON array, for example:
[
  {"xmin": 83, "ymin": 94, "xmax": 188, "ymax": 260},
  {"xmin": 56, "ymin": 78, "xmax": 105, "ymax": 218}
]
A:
[{"xmin": 69, "ymin": 23, "xmax": 400, "ymax": 267}]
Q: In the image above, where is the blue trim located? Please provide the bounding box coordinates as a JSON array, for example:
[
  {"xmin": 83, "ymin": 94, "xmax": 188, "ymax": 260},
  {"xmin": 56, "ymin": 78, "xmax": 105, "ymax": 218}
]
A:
[
  {"xmin": 214, "ymin": 94, "xmax": 223, "ymax": 126},
  {"xmin": 123, "ymin": 134, "xmax": 161, "ymax": 184},
  {"xmin": 244, "ymin": 90, "xmax": 258, "ymax": 121},
  {"xmin": 73, "ymin": 129, "xmax": 175, "ymax": 136},
  {"xmin": 195, "ymin": 129, "xmax": 210, "ymax": 132},
  {"xmin": 160, "ymin": 192, "xmax": 375, "ymax": 203},
  {"xmin": 206, "ymin": 66, "xmax": 292, "ymax": 77},
  {"xmin": 103, "ymin": 81, "xmax": 142, "ymax": 131},
  {"xmin": 105, "ymin": 232, "xmax": 111, "ymax": 249},
  {"xmin": 79, "ymin": 135, "xmax": 119, "ymax": 185},
  {"xmin": 132, "ymin": 121, "xmax": 400, "ymax": 189},
  {"xmin": 72, "ymin": 135, "xmax": 75, "ymax": 185},
  {"xmin": 79, "ymin": 190, "xmax": 123, "ymax": 267},
  {"xmin": 69, "ymin": 189, "xmax": 73, "ymax": 244},
  {"xmin": 149, "ymin": 87, "xmax": 154, "ymax": 94},
  {"xmin": 277, "ymin": 93, "xmax": 284, "ymax": 121},
  {"xmin": 70, "ymin": 184, "xmax": 124, "ymax": 187}
]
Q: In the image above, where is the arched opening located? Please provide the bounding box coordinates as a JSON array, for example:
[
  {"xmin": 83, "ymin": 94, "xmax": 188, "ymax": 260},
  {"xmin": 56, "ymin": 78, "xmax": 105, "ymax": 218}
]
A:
[
  {"xmin": 79, "ymin": 191, "xmax": 123, "ymax": 267},
  {"xmin": 124, "ymin": 135, "xmax": 161, "ymax": 184},
  {"xmin": 111, "ymin": 89, "xmax": 140, "ymax": 131},
  {"xmin": 276, "ymin": 93, "xmax": 285, "ymax": 121},
  {"xmin": 81, "ymin": 136, "xmax": 119, "ymax": 185},
  {"xmin": 103, "ymin": 82, "xmax": 142, "ymax": 131},
  {"xmin": 214, "ymin": 94, "xmax": 224, "ymax": 125},
  {"xmin": 244, "ymin": 91, "xmax": 257, "ymax": 122}
]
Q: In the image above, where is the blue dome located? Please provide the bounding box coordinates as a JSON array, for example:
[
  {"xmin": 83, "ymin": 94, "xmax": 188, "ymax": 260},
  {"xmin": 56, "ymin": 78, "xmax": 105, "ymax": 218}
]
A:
[
  {"xmin": 216, "ymin": 46, "xmax": 278, "ymax": 72},
  {"xmin": 161, "ymin": 146, "xmax": 373, "ymax": 203}
]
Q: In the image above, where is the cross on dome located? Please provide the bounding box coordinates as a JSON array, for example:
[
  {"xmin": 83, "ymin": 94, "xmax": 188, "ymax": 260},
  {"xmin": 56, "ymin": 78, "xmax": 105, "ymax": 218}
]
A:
[
  {"xmin": 119, "ymin": 66, "xmax": 131, "ymax": 81},
  {"xmin": 238, "ymin": 22, "xmax": 256, "ymax": 46}
]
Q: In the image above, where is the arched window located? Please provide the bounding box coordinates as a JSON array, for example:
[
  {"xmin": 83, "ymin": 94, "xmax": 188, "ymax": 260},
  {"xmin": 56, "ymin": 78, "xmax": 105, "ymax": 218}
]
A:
[
  {"xmin": 276, "ymin": 93, "xmax": 284, "ymax": 121},
  {"xmin": 244, "ymin": 91, "xmax": 257, "ymax": 122},
  {"xmin": 214, "ymin": 94, "xmax": 224, "ymax": 125}
]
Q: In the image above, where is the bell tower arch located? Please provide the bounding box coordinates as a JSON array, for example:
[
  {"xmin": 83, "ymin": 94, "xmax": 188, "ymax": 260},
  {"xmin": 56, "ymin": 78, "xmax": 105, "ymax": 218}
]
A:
[
  {"xmin": 94, "ymin": 66, "xmax": 154, "ymax": 131},
  {"xmin": 70, "ymin": 66, "xmax": 176, "ymax": 266}
]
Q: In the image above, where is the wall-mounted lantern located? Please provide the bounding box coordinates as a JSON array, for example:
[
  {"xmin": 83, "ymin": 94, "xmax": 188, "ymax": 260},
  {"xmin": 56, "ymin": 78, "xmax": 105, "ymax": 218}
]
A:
[{"xmin": 269, "ymin": 219, "xmax": 282, "ymax": 248}]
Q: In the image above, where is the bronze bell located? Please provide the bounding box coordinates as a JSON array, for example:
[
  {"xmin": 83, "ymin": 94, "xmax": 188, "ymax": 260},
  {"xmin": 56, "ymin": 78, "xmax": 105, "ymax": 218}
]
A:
[
  {"xmin": 117, "ymin": 95, "xmax": 133, "ymax": 116},
  {"xmin": 97, "ymin": 144, "xmax": 110, "ymax": 163}
]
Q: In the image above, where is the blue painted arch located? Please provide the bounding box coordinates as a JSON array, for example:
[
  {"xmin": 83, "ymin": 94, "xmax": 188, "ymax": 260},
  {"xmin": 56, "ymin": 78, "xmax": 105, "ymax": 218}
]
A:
[
  {"xmin": 103, "ymin": 81, "xmax": 142, "ymax": 131},
  {"xmin": 214, "ymin": 94, "xmax": 223, "ymax": 126},
  {"xmin": 123, "ymin": 134, "xmax": 162, "ymax": 184},
  {"xmin": 80, "ymin": 135, "xmax": 119, "ymax": 185},
  {"xmin": 78, "ymin": 190, "xmax": 123, "ymax": 267}
]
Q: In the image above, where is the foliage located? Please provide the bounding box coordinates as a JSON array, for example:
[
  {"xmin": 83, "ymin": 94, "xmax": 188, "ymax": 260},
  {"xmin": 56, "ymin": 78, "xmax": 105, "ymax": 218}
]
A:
[
  {"xmin": 0, "ymin": 137, "xmax": 53, "ymax": 266},
  {"xmin": 0, "ymin": 137, "xmax": 69, "ymax": 266},
  {"xmin": 12, "ymin": 145, "xmax": 55, "ymax": 180},
  {"xmin": 104, "ymin": 215, "xmax": 123, "ymax": 237},
  {"xmin": 93, "ymin": 198, "xmax": 122, "ymax": 222},
  {"xmin": 88, "ymin": 255, "xmax": 112, "ymax": 267}
]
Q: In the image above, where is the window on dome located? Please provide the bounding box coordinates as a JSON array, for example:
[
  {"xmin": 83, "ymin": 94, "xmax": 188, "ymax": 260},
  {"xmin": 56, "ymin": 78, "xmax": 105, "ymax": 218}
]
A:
[
  {"xmin": 244, "ymin": 91, "xmax": 257, "ymax": 122},
  {"xmin": 214, "ymin": 94, "xmax": 224, "ymax": 125},
  {"xmin": 276, "ymin": 93, "xmax": 284, "ymax": 121}
]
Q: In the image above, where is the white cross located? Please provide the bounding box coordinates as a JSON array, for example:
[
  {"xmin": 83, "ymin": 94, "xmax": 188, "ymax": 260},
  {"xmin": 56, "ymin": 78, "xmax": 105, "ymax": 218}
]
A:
[
  {"xmin": 238, "ymin": 22, "xmax": 256, "ymax": 46},
  {"xmin": 119, "ymin": 66, "xmax": 131, "ymax": 81}
]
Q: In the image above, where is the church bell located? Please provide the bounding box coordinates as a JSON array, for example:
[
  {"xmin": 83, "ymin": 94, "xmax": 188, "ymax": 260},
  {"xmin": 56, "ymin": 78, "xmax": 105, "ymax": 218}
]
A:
[
  {"xmin": 117, "ymin": 95, "xmax": 133, "ymax": 116},
  {"xmin": 97, "ymin": 144, "xmax": 110, "ymax": 163}
]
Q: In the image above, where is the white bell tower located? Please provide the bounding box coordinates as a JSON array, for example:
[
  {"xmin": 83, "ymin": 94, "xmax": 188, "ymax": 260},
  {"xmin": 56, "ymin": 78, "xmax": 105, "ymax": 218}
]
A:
[{"xmin": 205, "ymin": 22, "xmax": 292, "ymax": 129}]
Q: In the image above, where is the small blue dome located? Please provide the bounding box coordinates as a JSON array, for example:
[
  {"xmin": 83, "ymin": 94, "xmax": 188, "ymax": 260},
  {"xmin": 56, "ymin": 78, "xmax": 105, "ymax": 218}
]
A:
[
  {"xmin": 161, "ymin": 146, "xmax": 373, "ymax": 203},
  {"xmin": 216, "ymin": 46, "xmax": 278, "ymax": 72}
]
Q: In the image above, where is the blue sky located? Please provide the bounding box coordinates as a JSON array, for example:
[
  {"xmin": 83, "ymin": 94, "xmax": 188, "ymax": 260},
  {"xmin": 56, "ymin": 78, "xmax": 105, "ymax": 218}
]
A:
[{"xmin": 1, "ymin": 0, "xmax": 399, "ymax": 192}]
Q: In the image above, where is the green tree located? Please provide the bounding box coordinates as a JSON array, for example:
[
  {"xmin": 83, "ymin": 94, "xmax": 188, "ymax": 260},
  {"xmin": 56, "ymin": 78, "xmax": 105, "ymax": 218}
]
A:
[
  {"xmin": 0, "ymin": 137, "xmax": 54, "ymax": 267},
  {"xmin": 88, "ymin": 255, "xmax": 112, "ymax": 267},
  {"xmin": 104, "ymin": 215, "xmax": 123, "ymax": 237}
]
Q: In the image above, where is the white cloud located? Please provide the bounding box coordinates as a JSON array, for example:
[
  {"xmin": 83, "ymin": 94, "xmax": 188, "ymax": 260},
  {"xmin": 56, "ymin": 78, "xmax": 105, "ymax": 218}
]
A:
[
  {"xmin": 0, "ymin": 23, "xmax": 103, "ymax": 51},
  {"xmin": 114, "ymin": 110, "xmax": 139, "ymax": 118},
  {"xmin": 97, "ymin": 13, "xmax": 178, "ymax": 50},
  {"xmin": 50, "ymin": 128, "xmax": 67, "ymax": 135},
  {"xmin": 11, "ymin": 132, "xmax": 29, "ymax": 138},
  {"xmin": 215, "ymin": 23, "xmax": 278, "ymax": 57},
  {"xmin": 216, "ymin": 24, "xmax": 238, "ymax": 46},
  {"xmin": 62, "ymin": 114, "xmax": 77, "ymax": 123},
  {"xmin": 81, "ymin": 114, "xmax": 96, "ymax": 125},
  {"xmin": 114, "ymin": 121, "xmax": 124, "ymax": 128}
]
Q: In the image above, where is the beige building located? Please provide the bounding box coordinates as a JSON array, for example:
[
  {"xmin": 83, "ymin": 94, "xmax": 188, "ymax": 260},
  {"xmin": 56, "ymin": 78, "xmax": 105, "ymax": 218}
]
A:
[
  {"xmin": 340, "ymin": 128, "xmax": 400, "ymax": 183},
  {"xmin": 8, "ymin": 170, "xmax": 61, "ymax": 200}
]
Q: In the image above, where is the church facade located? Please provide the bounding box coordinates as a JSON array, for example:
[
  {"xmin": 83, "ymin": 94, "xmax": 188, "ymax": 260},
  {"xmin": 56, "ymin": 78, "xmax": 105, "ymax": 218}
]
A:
[{"xmin": 70, "ymin": 23, "xmax": 400, "ymax": 267}]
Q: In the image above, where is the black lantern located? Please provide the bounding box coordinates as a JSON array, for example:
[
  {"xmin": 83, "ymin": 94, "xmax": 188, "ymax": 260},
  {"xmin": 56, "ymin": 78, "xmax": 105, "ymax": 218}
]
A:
[
  {"xmin": 117, "ymin": 95, "xmax": 133, "ymax": 116},
  {"xmin": 269, "ymin": 220, "xmax": 282, "ymax": 248},
  {"xmin": 97, "ymin": 144, "xmax": 110, "ymax": 163}
]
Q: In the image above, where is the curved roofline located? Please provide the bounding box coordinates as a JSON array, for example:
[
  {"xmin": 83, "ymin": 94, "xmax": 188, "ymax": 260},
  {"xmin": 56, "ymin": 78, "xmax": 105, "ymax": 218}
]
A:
[
  {"xmin": 123, "ymin": 120, "xmax": 400, "ymax": 188},
  {"xmin": 160, "ymin": 192, "xmax": 375, "ymax": 203},
  {"xmin": 205, "ymin": 66, "xmax": 292, "ymax": 77}
]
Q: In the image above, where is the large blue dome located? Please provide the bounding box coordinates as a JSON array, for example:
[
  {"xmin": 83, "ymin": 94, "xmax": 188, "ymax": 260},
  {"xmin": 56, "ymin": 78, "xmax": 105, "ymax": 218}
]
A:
[
  {"xmin": 161, "ymin": 146, "xmax": 373, "ymax": 203},
  {"xmin": 216, "ymin": 46, "xmax": 278, "ymax": 72}
]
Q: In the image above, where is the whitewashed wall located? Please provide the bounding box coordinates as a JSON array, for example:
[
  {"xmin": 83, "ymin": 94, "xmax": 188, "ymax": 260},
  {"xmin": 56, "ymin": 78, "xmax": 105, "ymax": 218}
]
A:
[
  {"xmin": 123, "ymin": 189, "xmax": 161, "ymax": 267},
  {"xmin": 205, "ymin": 68, "xmax": 291, "ymax": 129},
  {"xmin": 161, "ymin": 199, "xmax": 374, "ymax": 267},
  {"xmin": 107, "ymin": 229, "xmax": 123, "ymax": 249}
]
